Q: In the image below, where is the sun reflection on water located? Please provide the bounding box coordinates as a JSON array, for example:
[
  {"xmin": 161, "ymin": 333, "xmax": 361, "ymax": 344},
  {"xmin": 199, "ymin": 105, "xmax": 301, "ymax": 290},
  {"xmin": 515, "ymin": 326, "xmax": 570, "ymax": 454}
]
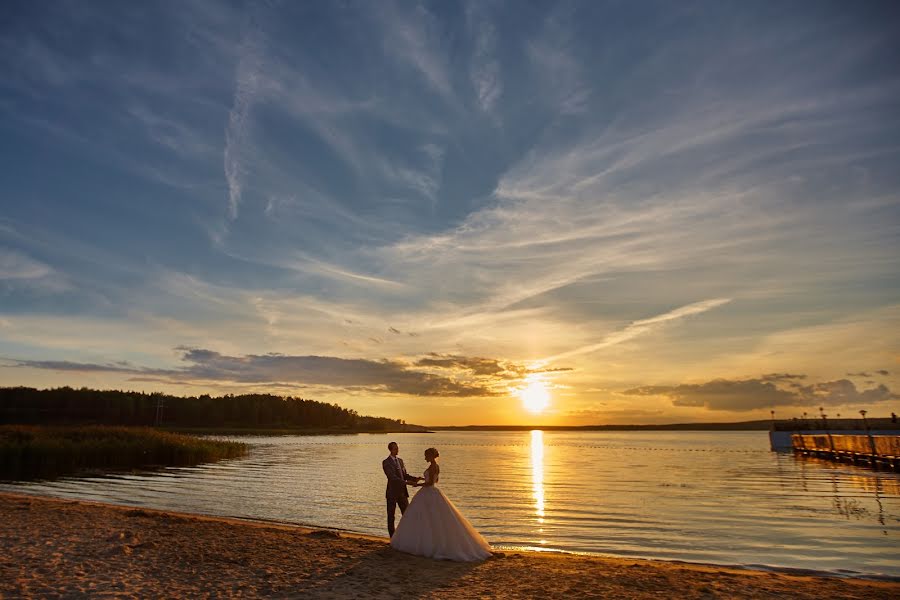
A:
[{"xmin": 531, "ymin": 430, "xmax": 545, "ymax": 532}]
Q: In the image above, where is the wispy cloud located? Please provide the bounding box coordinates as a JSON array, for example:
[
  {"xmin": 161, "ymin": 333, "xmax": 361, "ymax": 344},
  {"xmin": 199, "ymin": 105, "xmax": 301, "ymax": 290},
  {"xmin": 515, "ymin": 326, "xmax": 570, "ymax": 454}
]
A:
[
  {"xmin": 127, "ymin": 104, "xmax": 218, "ymax": 160},
  {"xmin": 525, "ymin": 5, "xmax": 587, "ymax": 115},
  {"xmin": 375, "ymin": 1, "xmax": 455, "ymax": 105},
  {"xmin": 224, "ymin": 18, "xmax": 265, "ymax": 221},
  {"xmin": 0, "ymin": 248, "xmax": 70, "ymax": 295},
  {"xmin": 545, "ymin": 298, "xmax": 732, "ymax": 363},
  {"xmin": 0, "ymin": 249, "xmax": 52, "ymax": 280},
  {"xmin": 467, "ymin": 1, "xmax": 501, "ymax": 113},
  {"xmin": 300, "ymin": 259, "xmax": 407, "ymax": 289}
]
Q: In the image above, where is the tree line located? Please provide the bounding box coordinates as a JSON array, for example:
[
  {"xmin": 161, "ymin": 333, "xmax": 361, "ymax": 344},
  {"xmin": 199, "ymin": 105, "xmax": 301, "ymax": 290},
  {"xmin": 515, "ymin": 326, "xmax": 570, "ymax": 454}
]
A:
[{"xmin": 0, "ymin": 387, "xmax": 407, "ymax": 431}]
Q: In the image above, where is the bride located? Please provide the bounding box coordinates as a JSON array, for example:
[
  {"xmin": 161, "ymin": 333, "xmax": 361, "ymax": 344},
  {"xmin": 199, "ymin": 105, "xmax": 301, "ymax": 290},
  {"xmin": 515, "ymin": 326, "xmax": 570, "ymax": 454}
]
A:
[{"xmin": 390, "ymin": 447, "xmax": 492, "ymax": 561}]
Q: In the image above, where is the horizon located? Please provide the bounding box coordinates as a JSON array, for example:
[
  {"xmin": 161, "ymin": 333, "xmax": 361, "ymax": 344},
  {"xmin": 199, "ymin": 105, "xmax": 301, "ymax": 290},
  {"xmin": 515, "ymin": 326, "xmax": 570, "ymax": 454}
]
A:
[
  {"xmin": 2, "ymin": 385, "xmax": 897, "ymax": 430},
  {"xmin": 1, "ymin": 2, "xmax": 899, "ymax": 426}
]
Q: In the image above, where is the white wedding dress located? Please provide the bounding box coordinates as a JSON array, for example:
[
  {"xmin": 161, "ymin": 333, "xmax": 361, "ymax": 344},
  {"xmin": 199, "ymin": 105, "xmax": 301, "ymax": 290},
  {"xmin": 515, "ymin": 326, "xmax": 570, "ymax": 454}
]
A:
[{"xmin": 390, "ymin": 465, "xmax": 492, "ymax": 561}]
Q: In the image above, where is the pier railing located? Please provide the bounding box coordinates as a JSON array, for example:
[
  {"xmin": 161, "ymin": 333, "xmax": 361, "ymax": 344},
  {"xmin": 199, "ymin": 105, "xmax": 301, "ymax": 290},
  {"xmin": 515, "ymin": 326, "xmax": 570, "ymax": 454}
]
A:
[{"xmin": 792, "ymin": 434, "xmax": 900, "ymax": 470}]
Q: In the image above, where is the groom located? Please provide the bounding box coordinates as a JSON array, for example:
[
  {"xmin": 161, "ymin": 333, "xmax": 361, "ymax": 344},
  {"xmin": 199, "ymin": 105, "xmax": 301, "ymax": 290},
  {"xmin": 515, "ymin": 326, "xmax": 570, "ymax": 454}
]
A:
[{"xmin": 383, "ymin": 441, "xmax": 421, "ymax": 537}]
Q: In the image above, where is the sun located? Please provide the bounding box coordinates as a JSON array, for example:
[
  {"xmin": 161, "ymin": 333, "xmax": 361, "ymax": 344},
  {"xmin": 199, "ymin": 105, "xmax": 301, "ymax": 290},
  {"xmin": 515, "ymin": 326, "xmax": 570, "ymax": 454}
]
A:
[{"xmin": 519, "ymin": 381, "xmax": 550, "ymax": 414}]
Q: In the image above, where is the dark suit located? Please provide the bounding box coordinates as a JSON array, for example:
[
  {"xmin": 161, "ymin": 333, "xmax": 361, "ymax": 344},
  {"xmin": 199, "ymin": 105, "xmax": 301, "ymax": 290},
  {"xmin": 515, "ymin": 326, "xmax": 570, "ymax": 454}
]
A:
[{"xmin": 383, "ymin": 455, "xmax": 418, "ymax": 536}]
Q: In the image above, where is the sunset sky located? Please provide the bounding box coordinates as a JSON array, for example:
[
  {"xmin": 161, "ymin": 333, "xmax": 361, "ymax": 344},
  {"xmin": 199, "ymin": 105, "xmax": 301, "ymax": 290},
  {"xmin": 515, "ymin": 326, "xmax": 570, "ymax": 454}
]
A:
[{"xmin": 1, "ymin": 1, "xmax": 898, "ymax": 426}]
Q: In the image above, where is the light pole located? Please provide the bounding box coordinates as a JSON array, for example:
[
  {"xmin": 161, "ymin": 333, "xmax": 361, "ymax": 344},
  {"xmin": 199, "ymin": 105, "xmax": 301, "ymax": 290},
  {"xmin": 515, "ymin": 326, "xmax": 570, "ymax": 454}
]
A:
[
  {"xmin": 820, "ymin": 407, "xmax": 834, "ymax": 452},
  {"xmin": 860, "ymin": 409, "xmax": 877, "ymax": 458}
]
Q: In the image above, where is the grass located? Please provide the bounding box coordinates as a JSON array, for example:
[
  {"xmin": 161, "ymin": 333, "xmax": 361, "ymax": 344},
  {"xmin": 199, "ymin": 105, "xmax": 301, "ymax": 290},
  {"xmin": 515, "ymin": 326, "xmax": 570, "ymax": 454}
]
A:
[{"xmin": 0, "ymin": 425, "xmax": 247, "ymax": 481}]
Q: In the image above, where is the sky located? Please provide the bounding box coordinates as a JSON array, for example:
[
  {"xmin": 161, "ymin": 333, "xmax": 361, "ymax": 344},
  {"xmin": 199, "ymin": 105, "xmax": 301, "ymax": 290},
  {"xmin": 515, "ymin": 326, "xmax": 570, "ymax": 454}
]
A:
[{"xmin": 1, "ymin": 1, "xmax": 899, "ymax": 426}]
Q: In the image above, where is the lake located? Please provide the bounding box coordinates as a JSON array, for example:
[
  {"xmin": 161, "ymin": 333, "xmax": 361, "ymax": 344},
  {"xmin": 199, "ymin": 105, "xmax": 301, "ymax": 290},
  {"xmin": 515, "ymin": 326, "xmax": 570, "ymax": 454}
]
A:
[{"xmin": 2, "ymin": 430, "xmax": 898, "ymax": 577}]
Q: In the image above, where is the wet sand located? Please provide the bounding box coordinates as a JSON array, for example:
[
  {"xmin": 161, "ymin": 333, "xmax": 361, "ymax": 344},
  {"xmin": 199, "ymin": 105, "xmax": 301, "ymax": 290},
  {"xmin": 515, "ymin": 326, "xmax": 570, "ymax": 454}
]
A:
[{"xmin": 2, "ymin": 491, "xmax": 897, "ymax": 599}]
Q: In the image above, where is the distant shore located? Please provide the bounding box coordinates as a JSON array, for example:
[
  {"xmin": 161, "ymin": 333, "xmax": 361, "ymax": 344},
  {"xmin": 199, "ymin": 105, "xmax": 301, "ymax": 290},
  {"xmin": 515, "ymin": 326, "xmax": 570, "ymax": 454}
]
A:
[
  {"xmin": 430, "ymin": 417, "xmax": 900, "ymax": 432},
  {"xmin": 3, "ymin": 492, "xmax": 897, "ymax": 599},
  {"xmin": 429, "ymin": 423, "xmax": 777, "ymax": 431}
]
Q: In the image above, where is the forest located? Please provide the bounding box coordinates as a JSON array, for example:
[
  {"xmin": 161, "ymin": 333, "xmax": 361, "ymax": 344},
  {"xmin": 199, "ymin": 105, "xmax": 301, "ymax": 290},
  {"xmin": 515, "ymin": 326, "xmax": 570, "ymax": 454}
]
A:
[{"xmin": 0, "ymin": 386, "xmax": 411, "ymax": 432}]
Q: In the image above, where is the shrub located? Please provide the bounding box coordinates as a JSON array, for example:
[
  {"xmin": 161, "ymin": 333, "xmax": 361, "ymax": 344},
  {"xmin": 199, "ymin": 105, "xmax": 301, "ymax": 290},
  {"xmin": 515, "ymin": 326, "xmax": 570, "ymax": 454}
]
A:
[{"xmin": 0, "ymin": 425, "xmax": 247, "ymax": 480}]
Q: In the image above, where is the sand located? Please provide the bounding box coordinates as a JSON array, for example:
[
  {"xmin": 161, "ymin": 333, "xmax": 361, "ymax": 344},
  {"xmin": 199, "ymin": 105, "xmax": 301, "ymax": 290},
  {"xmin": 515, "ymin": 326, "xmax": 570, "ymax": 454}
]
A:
[{"xmin": 1, "ymin": 491, "xmax": 897, "ymax": 599}]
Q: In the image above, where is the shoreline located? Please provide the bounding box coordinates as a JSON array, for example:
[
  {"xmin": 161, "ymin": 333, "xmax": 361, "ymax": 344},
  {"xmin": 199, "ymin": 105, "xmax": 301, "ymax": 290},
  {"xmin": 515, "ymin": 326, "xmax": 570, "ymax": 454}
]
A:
[
  {"xmin": 3, "ymin": 491, "xmax": 899, "ymax": 599},
  {"xmin": 6, "ymin": 489, "xmax": 896, "ymax": 583}
]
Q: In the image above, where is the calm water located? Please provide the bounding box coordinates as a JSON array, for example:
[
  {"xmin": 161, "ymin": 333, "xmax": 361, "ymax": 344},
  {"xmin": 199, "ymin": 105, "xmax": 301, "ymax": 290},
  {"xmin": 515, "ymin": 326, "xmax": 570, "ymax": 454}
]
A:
[{"xmin": 3, "ymin": 431, "xmax": 899, "ymax": 577}]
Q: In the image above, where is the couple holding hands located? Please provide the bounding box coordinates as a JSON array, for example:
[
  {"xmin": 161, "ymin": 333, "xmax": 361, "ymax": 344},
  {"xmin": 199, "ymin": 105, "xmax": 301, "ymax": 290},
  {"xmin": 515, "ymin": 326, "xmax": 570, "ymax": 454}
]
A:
[{"xmin": 382, "ymin": 441, "xmax": 492, "ymax": 562}]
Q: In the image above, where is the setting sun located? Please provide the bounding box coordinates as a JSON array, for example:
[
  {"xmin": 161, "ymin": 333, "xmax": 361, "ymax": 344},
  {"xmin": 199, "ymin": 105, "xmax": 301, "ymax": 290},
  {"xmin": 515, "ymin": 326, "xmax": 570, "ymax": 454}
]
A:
[{"xmin": 519, "ymin": 381, "xmax": 551, "ymax": 414}]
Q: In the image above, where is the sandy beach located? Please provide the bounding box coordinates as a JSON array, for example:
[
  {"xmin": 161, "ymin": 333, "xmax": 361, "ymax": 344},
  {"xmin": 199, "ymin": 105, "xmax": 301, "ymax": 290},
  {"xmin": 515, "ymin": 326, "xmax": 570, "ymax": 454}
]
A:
[{"xmin": 1, "ymin": 491, "xmax": 897, "ymax": 599}]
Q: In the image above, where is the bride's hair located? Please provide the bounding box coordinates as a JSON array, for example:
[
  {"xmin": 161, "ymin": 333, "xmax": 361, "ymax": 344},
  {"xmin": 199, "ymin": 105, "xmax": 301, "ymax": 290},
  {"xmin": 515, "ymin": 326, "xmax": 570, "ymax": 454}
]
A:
[{"xmin": 425, "ymin": 447, "xmax": 439, "ymax": 460}]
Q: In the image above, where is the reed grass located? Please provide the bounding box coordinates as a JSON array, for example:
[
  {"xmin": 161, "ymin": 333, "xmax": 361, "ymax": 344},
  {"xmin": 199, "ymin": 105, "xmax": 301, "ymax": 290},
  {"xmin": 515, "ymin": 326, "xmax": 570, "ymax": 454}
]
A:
[{"xmin": 0, "ymin": 425, "xmax": 247, "ymax": 480}]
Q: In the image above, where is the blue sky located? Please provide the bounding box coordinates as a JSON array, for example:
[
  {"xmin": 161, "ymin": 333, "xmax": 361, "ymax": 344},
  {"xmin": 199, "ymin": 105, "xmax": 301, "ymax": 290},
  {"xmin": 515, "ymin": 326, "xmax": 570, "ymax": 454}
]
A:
[{"xmin": 1, "ymin": 1, "xmax": 899, "ymax": 425}]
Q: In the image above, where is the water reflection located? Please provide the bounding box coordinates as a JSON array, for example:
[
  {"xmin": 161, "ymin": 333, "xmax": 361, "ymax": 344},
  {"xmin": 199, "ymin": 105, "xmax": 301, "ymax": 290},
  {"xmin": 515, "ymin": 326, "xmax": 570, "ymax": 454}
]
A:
[
  {"xmin": 844, "ymin": 474, "xmax": 891, "ymax": 534},
  {"xmin": 531, "ymin": 430, "xmax": 546, "ymax": 543},
  {"xmin": 847, "ymin": 473, "xmax": 900, "ymax": 497},
  {"xmin": 792, "ymin": 454, "xmax": 893, "ymax": 534},
  {"xmin": 794, "ymin": 454, "xmax": 900, "ymax": 497}
]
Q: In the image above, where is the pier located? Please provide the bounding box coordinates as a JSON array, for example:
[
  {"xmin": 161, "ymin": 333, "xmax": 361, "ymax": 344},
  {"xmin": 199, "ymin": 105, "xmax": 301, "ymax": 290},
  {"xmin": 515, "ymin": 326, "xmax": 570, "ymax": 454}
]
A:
[
  {"xmin": 768, "ymin": 415, "xmax": 900, "ymax": 451},
  {"xmin": 791, "ymin": 433, "xmax": 900, "ymax": 471}
]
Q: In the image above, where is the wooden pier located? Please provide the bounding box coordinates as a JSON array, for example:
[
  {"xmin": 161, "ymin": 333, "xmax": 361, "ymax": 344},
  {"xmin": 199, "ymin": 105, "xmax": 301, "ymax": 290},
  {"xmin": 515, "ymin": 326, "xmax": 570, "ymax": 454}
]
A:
[{"xmin": 792, "ymin": 433, "xmax": 900, "ymax": 470}]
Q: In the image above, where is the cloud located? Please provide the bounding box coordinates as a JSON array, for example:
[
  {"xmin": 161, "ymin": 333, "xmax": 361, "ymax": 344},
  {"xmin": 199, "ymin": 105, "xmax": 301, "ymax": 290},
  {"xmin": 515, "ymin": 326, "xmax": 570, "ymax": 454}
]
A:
[
  {"xmin": 545, "ymin": 298, "xmax": 731, "ymax": 362},
  {"xmin": 413, "ymin": 353, "xmax": 574, "ymax": 381},
  {"xmin": 761, "ymin": 373, "xmax": 807, "ymax": 382},
  {"xmin": 800, "ymin": 379, "xmax": 896, "ymax": 406},
  {"xmin": 466, "ymin": 2, "xmax": 501, "ymax": 112},
  {"xmin": 0, "ymin": 249, "xmax": 52, "ymax": 280},
  {"xmin": 298, "ymin": 257, "xmax": 407, "ymax": 289},
  {"xmin": 625, "ymin": 379, "xmax": 798, "ymax": 412},
  {"xmin": 8, "ymin": 347, "xmax": 516, "ymax": 398},
  {"xmin": 414, "ymin": 353, "xmax": 521, "ymax": 377},
  {"xmin": 624, "ymin": 375, "xmax": 898, "ymax": 412},
  {"xmin": 127, "ymin": 104, "xmax": 218, "ymax": 160},
  {"xmin": 224, "ymin": 14, "xmax": 265, "ymax": 221},
  {"xmin": 847, "ymin": 370, "xmax": 890, "ymax": 377},
  {"xmin": 373, "ymin": 142, "xmax": 446, "ymax": 206},
  {"xmin": 0, "ymin": 247, "xmax": 71, "ymax": 295},
  {"xmin": 377, "ymin": 2, "xmax": 454, "ymax": 103},
  {"xmin": 525, "ymin": 5, "xmax": 587, "ymax": 115},
  {"xmin": 2, "ymin": 359, "xmax": 137, "ymax": 374}
]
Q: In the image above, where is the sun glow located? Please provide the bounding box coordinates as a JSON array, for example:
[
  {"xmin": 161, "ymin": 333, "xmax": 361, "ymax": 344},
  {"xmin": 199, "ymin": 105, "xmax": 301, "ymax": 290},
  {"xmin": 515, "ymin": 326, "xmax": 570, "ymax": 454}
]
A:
[{"xmin": 519, "ymin": 380, "xmax": 550, "ymax": 414}]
